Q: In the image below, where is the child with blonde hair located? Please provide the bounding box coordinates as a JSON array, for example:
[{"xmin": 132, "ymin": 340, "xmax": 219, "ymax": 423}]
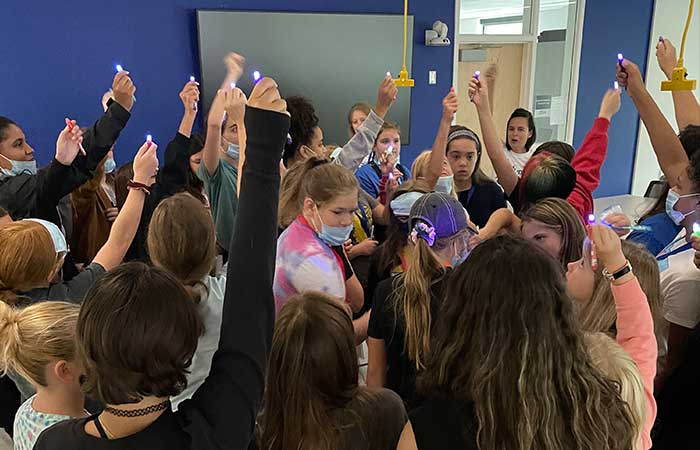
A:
[{"xmin": 0, "ymin": 302, "xmax": 85, "ymax": 449}]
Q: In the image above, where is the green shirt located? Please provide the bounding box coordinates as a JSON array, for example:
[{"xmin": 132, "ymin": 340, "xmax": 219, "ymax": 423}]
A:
[{"xmin": 198, "ymin": 159, "xmax": 238, "ymax": 252}]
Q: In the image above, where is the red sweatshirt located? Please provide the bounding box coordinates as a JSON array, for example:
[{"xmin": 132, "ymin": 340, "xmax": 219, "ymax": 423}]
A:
[{"xmin": 567, "ymin": 117, "xmax": 610, "ymax": 221}]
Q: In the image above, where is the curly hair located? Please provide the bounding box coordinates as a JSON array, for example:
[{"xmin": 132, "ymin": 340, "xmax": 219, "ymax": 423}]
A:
[
  {"xmin": 418, "ymin": 235, "xmax": 637, "ymax": 450},
  {"xmin": 284, "ymin": 96, "xmax": 319, "ymax": 166}
]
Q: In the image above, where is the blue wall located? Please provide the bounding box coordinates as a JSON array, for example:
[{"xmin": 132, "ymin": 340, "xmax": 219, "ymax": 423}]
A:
[
  {"xmin": 572, "ymin": 0, "xmax": 655, "ymax": 197},
  {"xmin": 0, "ymin": 0, "xmax": 455, "ymax": 167}
]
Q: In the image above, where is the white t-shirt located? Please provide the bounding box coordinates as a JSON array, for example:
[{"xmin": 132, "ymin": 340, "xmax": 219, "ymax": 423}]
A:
[
  {"xmin": 171, "ymin": 274, "xmax": 226, "ymax": 410},
  {"xmin": 661, "ymin": 237, "xmax": 700, "ymax": 330},
  {"xmin": 504, "ymin": 145, "xmax": 535, "ymax": 177}
]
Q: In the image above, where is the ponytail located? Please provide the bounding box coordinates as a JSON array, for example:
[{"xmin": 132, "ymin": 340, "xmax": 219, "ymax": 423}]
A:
[
  {"xmin": 0, "ymin": 301, "xmax": 79, "ymax": 387},
  {"xmin": 393, "ymin": 236, "xmax": 445, "ymax": 370},
  {"xmin": 278, "ymin": 156, "xmax": 358, "ymax": 228}
]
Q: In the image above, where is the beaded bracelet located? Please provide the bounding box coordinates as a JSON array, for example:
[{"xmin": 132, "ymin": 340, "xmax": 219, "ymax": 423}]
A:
[{"xmin": 126, "ymin": 179, "xmax": 152, "ymax": 195}]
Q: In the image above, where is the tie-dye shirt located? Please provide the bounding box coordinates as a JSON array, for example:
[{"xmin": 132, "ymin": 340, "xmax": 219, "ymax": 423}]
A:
[
  {"xmin": 14, "ymin": 395, "xmax": 71, "ymax": 450},
  {"xmin": 274, "ymin": 217, "xmax": 346, "ymax": 313}
]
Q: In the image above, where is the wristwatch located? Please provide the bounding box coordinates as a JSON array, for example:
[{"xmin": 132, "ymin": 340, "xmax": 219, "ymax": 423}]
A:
[{"xmin": 602, "ymin": 260, "xmax": 632, "ymax": 281}]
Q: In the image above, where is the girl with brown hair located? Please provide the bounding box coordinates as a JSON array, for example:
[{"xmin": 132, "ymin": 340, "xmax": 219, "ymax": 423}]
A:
[
  {"xmin": 257, "ymin": 292, "xmax": 406, "ymax": 450},
  {"xmin": 367, "ymin": 192, "xmax": 474, "ymax": 409},
  {"xmin": 398, "ymin": 234, "xmax": 637, "ymax": 450},
  {"xmin": 33, "ymin": 77, "xmax": 289, "ymax": 450}
]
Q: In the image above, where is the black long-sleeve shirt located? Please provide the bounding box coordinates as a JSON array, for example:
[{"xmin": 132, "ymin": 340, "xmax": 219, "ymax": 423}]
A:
[
  {"xmin": 0, "ymin": 101, "xmax": 131, "ymax": 225},
  {"xmin": 34, "ymin": 105, "xmax": 289, "ymax": 450}
]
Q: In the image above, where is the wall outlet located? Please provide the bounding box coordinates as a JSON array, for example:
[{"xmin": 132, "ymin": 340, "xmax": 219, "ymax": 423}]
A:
[{"xmin": 429, "ymin": 70, "xmax": 437, "ymax": 85}]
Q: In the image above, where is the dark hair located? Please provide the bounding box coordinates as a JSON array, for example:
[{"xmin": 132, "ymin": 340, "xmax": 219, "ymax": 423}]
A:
[
  {"xmin": 520, "ymin": 152, "xmax": 576, "ymax": 207},
  {"xmin": 446, "ymin": 125, "xmax": 492, "ymax": 186},
  {"xmin": 376, "ymin": 180, "xmax": 432, "ymax": 275},
  {"xmin": 418, "ymin": 235, "xmax": 636, "ymax": 450},
  {"xmin": 284, "ymin": 96, "xmax": 319, "ymax": 166},
  {"xmin": 533, "ymin": 141, "xmax": 576, "ymax": 162},
  {"xmin": 0, "ymin": 116, "xmax": 17, "ymax": 143},
  {"xmin": 258, "ymin": 292, "xmax": 367, "ymax": 449},
  {"xmin": 505, "ymin": 108, "xmax": 536, "ymax": 151},
  {"xmin": 639, "ymin": 124, "xmax": 700, "ymax": 222},
  {"xmin": 184, "ymin": 133, "xmax": 207, "ymax": 205},
  {"xmin": 77, "ymin": 262, "xmax": 203, "ymax": 405}
]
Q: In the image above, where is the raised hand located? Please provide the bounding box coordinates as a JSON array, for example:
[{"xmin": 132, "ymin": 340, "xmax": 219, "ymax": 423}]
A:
[
  {"xmin": 656, "ymin": 38, "xmax": 678, "ymax": 79},
  {"xmin": 55, "ymin": 119, "xmax": 84, "ymax": 166},
  {"xmin": 248, "ymin": 78, "xmax": 288, "ymax": 116},
  {"xmin": 208, "ymin": 89, "xmax": 228, "ymax": 127},
  {"xmin": 224, "ymin": 87, "xmax": 248, "ymax": 124},
  {"xmin": 603, "ymin": 212, "xmax": 632, "ymax": 237},
  {"xmin": 379, "ymin": 151, "xmax": 397, "ymax": 177},
  {"xmin": 180, "ymin": 79, "xmax": 200, "ymax": 114},
  {"xmin": 468, "ymin": 74, "xmax": 487, "ymax": 108},
  {"xmin": 375, "ymin": 75, "xmax": 398, "ymax": 118},
  {"xmin": 442, "ymin": 88, "xmax": 459, "ymax": 121},
  {"xmin": 598, "ymin": 88, "xmax": 622, "ymax": 121},
  {"xmin": 112, "ymin": 71, "xmax": 136, "ymax": 112},
  {"xmin": 484, "ymin": 64, "xmax": 498, "ymax": 83},
  {"xmin": 224, "ymin": 52, "xmax": 245, "ymax": 82},
  {"xmin": 589, "ymin": 224, "xmax": 626, "ymax": 273},
  {"xmin": 132, "ymin": 139, "xmax": 159, "ymax": 186},
  {"xmin": 616, "ymin": 59, "xmax": 644, "ymax": 95}
]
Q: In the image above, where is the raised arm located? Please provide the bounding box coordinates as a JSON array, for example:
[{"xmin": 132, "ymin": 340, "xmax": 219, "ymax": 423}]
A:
[
  {"xmin": 223, "ymin": 87, "xmax": 248, "ymax": 194},
  {"xmin": 657, "ymin": 38, "xmax": 700, "ymax": 130},
  {"xmin": 334, "ymin": 76, "xmax": 397, "ymax": 171},
  {"xmin": 191, "ymin": 78, "xmax": 290, "ymax": 448},
  {"xmin": 92, "ymin": 140, "xmax": 157, "ymax": 271},
  {"xmin": 202, "ymin": 89, "xmax": 227, "ymax": 177},
  {"xmin": 485, "ymin": 64, "xmax": 498, "ymax": 116},
  {"xmin": 591, "ymin": 225, "xmax": 657, "ymax": 450},
  {"xmin": 618, "ymin": 59, "xmax": 690, "ymax": 184},
  {"xmin": 423, "ymin": 89, "xmax": 458, "ymax": 190},
  {"xmin": 469, "ymin": 74, "xmax": 518, "ymax": 194},
  {"xmin": 178, "ymin": 79, "xmax": 199, "ymax": 138}
]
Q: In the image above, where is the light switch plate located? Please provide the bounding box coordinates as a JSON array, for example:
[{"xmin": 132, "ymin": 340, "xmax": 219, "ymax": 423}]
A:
[{"xmin": 429, "ymin": 70, "xmax": 437, "ymax": 85}]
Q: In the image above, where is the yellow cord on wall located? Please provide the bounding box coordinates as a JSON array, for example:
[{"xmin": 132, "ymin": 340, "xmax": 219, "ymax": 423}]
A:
[
  {"xmin": 394, "ymin": 0, "xmax": 414, "ymax": 87},
  {"xmin": 661, "ymin": 0, "xmax": 697, "ymax": 91}
]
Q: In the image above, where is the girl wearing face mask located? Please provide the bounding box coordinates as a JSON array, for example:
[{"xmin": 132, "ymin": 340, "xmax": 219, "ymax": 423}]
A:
[
  {"xmin": 355, "ymin": 122, "xmax": 411, "ymax": 199},
  {"xmin": 274, "ymin": 157, "xmax": 364, "ymax": 317},
  {"xmin": 367, "ymin": 193, "xmax": 475, "ymax": 409},
  {"xmin": 70, "ymin": 150, "xmax": 118, "ymax": 264},
  {"xmin": 410, "ymin": 90, "xmax": 460, "ymax": 198}
]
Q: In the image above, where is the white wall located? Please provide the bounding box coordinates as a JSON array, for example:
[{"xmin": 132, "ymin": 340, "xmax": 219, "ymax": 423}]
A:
[{"xmin": 632, "ymin": 0, "xmax": 700, "ymax": 195}]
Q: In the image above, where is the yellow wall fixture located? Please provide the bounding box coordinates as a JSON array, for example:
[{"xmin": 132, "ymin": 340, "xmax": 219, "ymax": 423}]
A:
[
  {"xmin": 394, "ymin": 0, "xmax": 414, "ymax": 88},
  {"xmin": 661, "ymin": 0, "xmax": 697, "ymax": 91}
]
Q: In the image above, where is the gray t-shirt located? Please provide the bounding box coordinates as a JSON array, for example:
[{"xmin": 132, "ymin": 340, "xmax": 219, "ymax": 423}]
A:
[{"xmin": 18, "ymin": 262, "xmax": 106, "ymax": 306}]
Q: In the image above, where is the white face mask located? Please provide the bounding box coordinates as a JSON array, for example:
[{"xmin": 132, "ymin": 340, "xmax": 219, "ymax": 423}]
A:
[
  {"xmin": 665, "ymin": 188, "xmax": 699, "ymax": 225},
  {"xmin": 435, "ymin": 176, "xmax": 454, "ymax": 195},
  {"xmin": 0, "ymin": 154, "xmax": 37, "ymax": 177}
]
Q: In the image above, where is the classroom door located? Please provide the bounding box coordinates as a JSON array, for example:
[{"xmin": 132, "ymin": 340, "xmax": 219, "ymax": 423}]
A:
[{"xmin": 455, "ymin": 43, "xmax": 528, "ymax": 178}]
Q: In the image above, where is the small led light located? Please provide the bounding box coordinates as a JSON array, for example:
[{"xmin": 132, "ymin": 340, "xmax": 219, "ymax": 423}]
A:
[
  {"xmin": 253, "ymin": 70, "xmax": 261, "ymax": 82},
  {"xmin": 230, "ymin": 82, "xmax": 236, "ymax": 89},
  {"xmin": 659, "ymin": 35, "xmax": 665, "ymax": 43},
  {"xmin": 617, "ymin": 53, "xmax": 624, "ymax": 63},
  {"xmin": 386, "ymin": 145, "xmax": 394, "ymax": 155},
  {"xmin": 146, "ymin": 134, "xmax": 153, "ymax": 143},
  {"xmin": 614, "ymin": 81, "xmax": 620, "ymax": 90},
  {"xmin": 693, "ymin": 222, "xmax": 700, "ymax": 234},
  {"xmin": 189, "ymin": 76, "xmax": 196, "ymax": 82},
  {"xmin": 587, "ymin": 214, "xmax": 596, "ymax": 224},
  {"xmin": 474, "ymin": 70, "xmax": 481, "ymax": 80},
  {"xmin": 386, "ymin": 71, "xmax": 391, "ymax": 77},
  {"xmin": 115, "ymin": 64, "xmax": 124, "ymax": 73}
]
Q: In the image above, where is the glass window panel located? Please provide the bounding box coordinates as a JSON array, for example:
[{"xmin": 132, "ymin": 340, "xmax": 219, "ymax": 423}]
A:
[{"xmin": 459, "ymin": 0, "xmax": 532, "ymax": 35}]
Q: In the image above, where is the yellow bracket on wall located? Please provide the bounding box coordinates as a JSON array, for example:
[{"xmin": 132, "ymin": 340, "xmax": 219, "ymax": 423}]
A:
[
  {"xmin": 661, "ymin": 0, "xmax": 697, "ymax": 91},
  {"xmin": 394, "ymin": 0, "xmax": 414, "ymax": 88}
]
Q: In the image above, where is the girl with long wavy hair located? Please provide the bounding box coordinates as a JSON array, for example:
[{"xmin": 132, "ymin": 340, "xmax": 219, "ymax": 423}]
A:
[{"xmin": 397, "ymin": 234, "xmax": 637, "ymax": 450}]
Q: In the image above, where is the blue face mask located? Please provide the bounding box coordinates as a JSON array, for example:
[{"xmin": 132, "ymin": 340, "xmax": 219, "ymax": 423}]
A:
[
  {"xmin": 315, "ymin": 206, "xmax": 353, "ymax": 247},
  {"xmin": 435, "ymin": 176, "xmax": 454, "ymax": 194},
  {"xmin": 665, "ymin": 189, "xmax": 698, "ymax": 225},
  {"xmin": 104, "ymin": 158, "xmax": 116, "ymax": 174},
  {"xmin": 225, "ymin": 143, "xmax": 240, "ymax": 160},
  {"xmin": 390, "ymin": 192, "xmax": 424, "ymax": 218},
  {"xmin": 0, "ymin": 154, "xmax": 37, "ymax": 177}
]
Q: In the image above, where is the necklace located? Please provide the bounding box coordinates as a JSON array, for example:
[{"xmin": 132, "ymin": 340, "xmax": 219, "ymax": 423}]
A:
[{"xmin": 104, "ymin": 400, "xmax": 170, "ymax": 418}]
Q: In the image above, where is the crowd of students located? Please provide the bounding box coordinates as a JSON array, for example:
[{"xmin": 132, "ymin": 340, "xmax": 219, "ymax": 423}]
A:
[{"xmin": 0, "ymin": 35, "xmax": 699, "ymax": 450}]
